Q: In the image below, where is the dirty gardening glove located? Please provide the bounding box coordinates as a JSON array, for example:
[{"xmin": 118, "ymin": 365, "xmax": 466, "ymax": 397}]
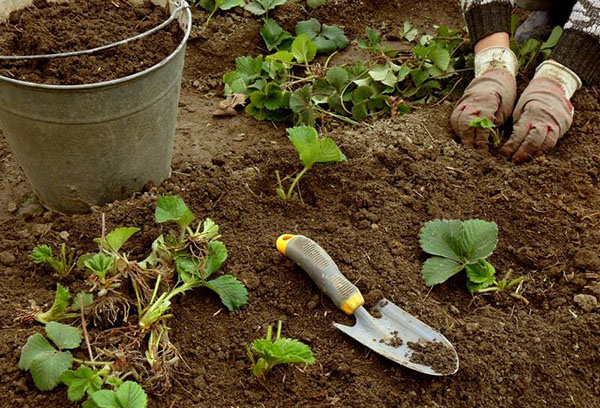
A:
[
  {"xmin": 500, "ymin": 60, "xmax": 581, "ymax": 162},
  {"xmin": 451, "ymin": 46, "xmax": 518, "ymax": 148}
]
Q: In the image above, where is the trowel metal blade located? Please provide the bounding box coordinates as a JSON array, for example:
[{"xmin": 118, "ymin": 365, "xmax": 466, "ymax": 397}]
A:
[{"xmin": 333, "ymin": 299, "xmax": 459, "ymax": 376}]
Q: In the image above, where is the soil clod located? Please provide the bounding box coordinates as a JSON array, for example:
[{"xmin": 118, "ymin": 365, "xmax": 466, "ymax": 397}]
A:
[{"xmin": 408, "ymin": 339, "xmax": 456, "ymax": 375}]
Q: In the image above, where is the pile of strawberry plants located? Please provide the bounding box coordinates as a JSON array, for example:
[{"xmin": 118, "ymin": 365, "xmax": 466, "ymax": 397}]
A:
[{"xmin": 18, "ymin": 196, "xmax": 249, "ymax": 405}]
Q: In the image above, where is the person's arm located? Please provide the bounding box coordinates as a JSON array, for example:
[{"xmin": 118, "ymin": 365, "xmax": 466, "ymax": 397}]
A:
[
  {"xmin": 451, "ymin": 1, "xmax": 517, "ymax": 148},
  {"xmin": 501, "ymin": 1, "xmax": 599, "ymax": 162}
]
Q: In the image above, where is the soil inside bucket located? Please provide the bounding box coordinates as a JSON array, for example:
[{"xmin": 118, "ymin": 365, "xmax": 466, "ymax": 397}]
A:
[{"xmin": 0, "ymin": 0, "xmax": 183, "ymax": 85}]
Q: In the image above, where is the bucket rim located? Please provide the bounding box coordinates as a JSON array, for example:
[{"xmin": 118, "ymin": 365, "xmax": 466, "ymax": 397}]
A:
[{"xmin": 0, "ymin": 0, "xmax": 192, "ymax": 90}]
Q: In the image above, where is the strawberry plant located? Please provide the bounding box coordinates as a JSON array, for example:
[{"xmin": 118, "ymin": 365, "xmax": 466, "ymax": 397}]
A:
[
  {"xmin": 468, "ymin": 117, "xmax": 501, "ymax": 147},
  {"xmin": 275, "ymin": 126, "xmax": 346, "ymax": 200},
  {"xmin": 247, "ymin": 321, "xmax": 314, "ymax": 382},
  {"xmin": 222, "ymin": 21, "xmax": 473, "ymax": 127},
  {"xmin": 31, "ymin": 243, "xmax": 74, "ymax": 277},
  {"xmin": 419, "ymin": 219, "xmax": 499, "ymax": 293},
  {"xmin": 19, "ymin": 319, "xmax": 148, "ymax": 406},
  {"xmin": 135, "ymin": 196, "xmax": 247, "ymax": 331},
  {"xmin": 19, "ymin": 322, "xmax": 81, "ymax": 391},
  {"xmin": 33, "ymin": 283, "xmax": 89, "ymax": 324}
]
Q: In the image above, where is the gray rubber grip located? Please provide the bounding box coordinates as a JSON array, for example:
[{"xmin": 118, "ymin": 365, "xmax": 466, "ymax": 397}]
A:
[{"xmin": 285, "ymin": 235, "xmax": 363, "ymax": 313}]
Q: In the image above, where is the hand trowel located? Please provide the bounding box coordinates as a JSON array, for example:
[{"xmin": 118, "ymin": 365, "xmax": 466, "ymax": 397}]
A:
[{"xmin": 276, "ymin": 234, "xmax": 459, "ymax": 376}]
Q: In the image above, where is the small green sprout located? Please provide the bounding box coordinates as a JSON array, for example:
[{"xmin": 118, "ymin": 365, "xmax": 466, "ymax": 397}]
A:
[
  {"xmin": 84, "ymin": 253, "xmax": 115, "ymax": 284},
  {"xmin": 468, "ymin": 117, "xmax": 501, "ymax": 147},
  {"xmin": 246, "ymin": 321, "xmax": 315, "ymax": 382},
  {"xmin": 276, "ymin": 126, "xmax": 347, "ymax": 200},
  {"xmin": 31, "ymin": 244, "xmax": 74, "ymax": 277},
  {"xmin": 478, "ymin": 269, "xmax": 529, "ymax": 304}
]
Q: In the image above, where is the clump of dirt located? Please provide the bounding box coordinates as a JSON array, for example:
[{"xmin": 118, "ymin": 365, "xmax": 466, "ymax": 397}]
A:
[
  {"xmin": 379, "ymin": 330, "xmax": 403, "ymax": 348},
  {"xmin": 408, "ymin": 339, "xmax": 456, "ymax": 374},
  {"xmin": 0, "ymin": 0, "xmax": 183, "ymax": 84}
]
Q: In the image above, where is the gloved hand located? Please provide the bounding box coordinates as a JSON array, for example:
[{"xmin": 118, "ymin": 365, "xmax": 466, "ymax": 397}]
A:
[
  {"xmin": 500, "ymin": 60, "xmax": 581, "ymax": 162},
  {"xmin": 451, "ymin": 68, "xmax": 517, "ymax": 148},
  {"xmin": 500, "ymin": 77, "xmax": 573, "ymax": 162}
]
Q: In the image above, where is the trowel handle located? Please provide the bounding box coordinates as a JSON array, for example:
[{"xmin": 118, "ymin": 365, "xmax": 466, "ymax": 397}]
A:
[{"xmin": 276, "ymin": 234, "xmax": 364, "ymax": 315}]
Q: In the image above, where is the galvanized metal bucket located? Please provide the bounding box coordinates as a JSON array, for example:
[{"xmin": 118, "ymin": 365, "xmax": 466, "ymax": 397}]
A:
[{"xmin": 0, "ymin": 0, "xmax": 192, "ymax": 213}]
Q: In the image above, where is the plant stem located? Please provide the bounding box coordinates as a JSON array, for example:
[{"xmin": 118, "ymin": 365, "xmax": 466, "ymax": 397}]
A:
[
  {"xmin": 73, "ymin": 358, "xmax": 113, "ymax": 366},
  {"xmin": 149, "ymin": 274, "xmax": 163, "ymax": 307},
  {"xmin": 80, "ymin": 296, "xmax": 95, "ymax": 363},
  {"xmin": 315, "ymin": 106, "xmax": 360, "ymax": 126},
  {"xmin": 286, "ymin": 165, "xmax": 311, "ymax": 199},
  {"xmin": 266, "ymin": 324, "xmax": 273, "ymax": 342},
  {"xmin": 276, "ymin": 320, "xmax": 282, "ymax": 341}
]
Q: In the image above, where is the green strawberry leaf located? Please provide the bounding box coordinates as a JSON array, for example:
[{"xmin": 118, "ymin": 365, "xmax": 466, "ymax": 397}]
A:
[
  {"xmin": 421, "ymin": 256, "xmax": 465, "ymax": 286},
  {"xmin": 61, "ymin": 366, "xmax": 103, "ymax": 402},
  {"xmin": 295, "ymin": 19, "xmax": 349, "ymax": 55},
  {"xmin": 290, "ymin": 85, "xmax": 316, "ymax": 126},
  {"xmin": 45, "ymin": 321, "xmax": 82, "ymax": 350},
  {"xmin": 155, "ymin": 196, "xmax": 195, "ymax": 228},
  {"xmin": 35, "ymin": 283, "xmax": 71, "ymax": 324},
  {"xmin": 203, "ymin": 275, "xmax": 248, "ymax": 311},
  {"xmin": 95, "ymin": 227, "xmax": 140, "ymax": 253},
  {"xmin": 287, "ymin": 126, "xmax": 347, "ymax": 167},
  {"xmin": 291, "ymin": 34, "xmax": 317, "ymax": 63},
  {"xmin": 261, "ymin": 18, "xmax": 293, "ymax": 51},
  {"xmin": 205, "ymin": 241, "xmax": 228, "ymax": 278},
  {"xmin": 419, "ymin": 219, "xmax": 465, "ymax": 262},
  {"xmin": 461, "ymin": 220, "xmax": 498, "ymax": 263}
]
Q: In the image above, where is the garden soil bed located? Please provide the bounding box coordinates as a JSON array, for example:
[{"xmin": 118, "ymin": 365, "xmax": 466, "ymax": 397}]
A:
[
  {"xmin": 1, "ymin": 1, "xmax": 600, "ymax": 407},
  {"xmin": 0, "ymin": 0, "xmax": 183, "ymax": 85}
]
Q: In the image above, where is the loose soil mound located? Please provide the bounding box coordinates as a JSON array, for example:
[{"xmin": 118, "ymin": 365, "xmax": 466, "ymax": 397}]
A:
[
  {"xmin": 0, "ymin": 0, "xmax": 183, "ymax": 85},
  {"xmin": 1, "ymin": 1, "xmax": 599, "ymax": 407}
]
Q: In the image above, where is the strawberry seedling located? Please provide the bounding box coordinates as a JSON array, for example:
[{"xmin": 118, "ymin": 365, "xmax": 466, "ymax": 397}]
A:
[
  {"xmin": 136, "ymin": 196, "xmax": 248, "ymax": 331},
  {"xmin": 34, "ymin": 283, "xmax": 83, "ymax": 324},
  {"xmin": 468, "ymin": 117, "xmax": 501, "ymax": 147},
  {"xmin": 275, "ymin": 126, "xmax": 346, "ymax": 200},
  {"xmin": 31, "ymin": 244, "xmax": 74, "ymax": 277},
  {"xmin": 247, "ymin": 321, "xmax": 314, "ymax": 383},
  {"xmin": 419, "ymin": 219, "xmax": 499, "ymax": 293},
  {"xmin": 19, "ymin": 322, "xmax": 81, "ymax": 391}
]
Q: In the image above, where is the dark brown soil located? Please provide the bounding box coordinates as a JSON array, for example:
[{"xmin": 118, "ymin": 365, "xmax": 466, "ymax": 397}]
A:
[
  {"xmin": 1, "ymin": 1, "xmax": 600, "ymax": 407},
  {"xmin": 408, "ymin": 339, "xmax": 456, "ymax": 375},
  {"xmin": 0, "ymin": 0, "xmax": 183, "ymax": 85},
  {"xmin": 380, "ymin": 330, "xmax": 403, "ymax": 348}
]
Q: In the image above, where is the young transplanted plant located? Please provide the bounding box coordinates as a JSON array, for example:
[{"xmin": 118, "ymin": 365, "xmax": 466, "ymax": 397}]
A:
[
  {"xmin": 247, "ymin": 321, "xmax": 314, "ymax": 383},
  {"xmin": 468, "ymin": 117, "xmax": 501, "ymax": 147},
  {"xmin": 31, "ymin": 244, "xmax": 74, "ymax": 277},
  {"xmin": 136, "ymin": 196, "xmax": 248, "ymax": 331},
  {"xmin": 419, "ymin": 219, "xmax": 500, "ymax": 293},
  {"xmin": 276, "ymin": 126, "xmax": 346, "ymax": 200}
]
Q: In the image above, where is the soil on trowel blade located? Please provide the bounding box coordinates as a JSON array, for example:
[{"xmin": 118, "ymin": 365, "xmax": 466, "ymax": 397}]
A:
[
  {"xmin": 0, "ymin": 0, "xmax": 183, "ymax": 85},
  {"xmin": 408, "ymin": 339, "xmax": 456, "ymax": 374}
]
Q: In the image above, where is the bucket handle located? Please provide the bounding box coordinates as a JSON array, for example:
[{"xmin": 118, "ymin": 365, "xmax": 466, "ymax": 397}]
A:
[{"xmin": 0, "ymin": 4, "xmax": 189, "ymax": 61}]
